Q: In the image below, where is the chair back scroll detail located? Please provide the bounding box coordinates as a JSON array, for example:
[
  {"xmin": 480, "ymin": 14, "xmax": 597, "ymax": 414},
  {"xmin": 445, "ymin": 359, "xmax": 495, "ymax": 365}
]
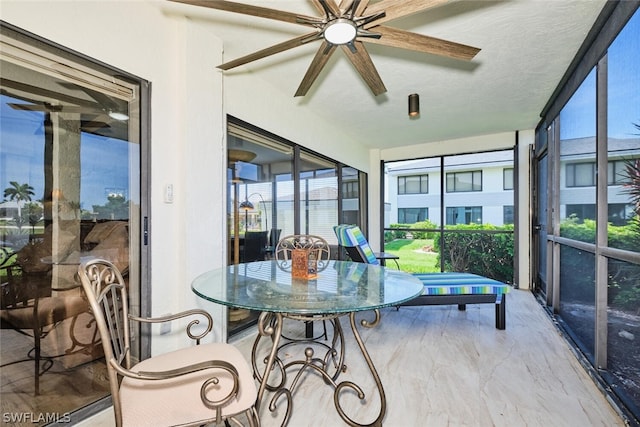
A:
[
  {"xmin": 275, "ymin": 234, "xmax": 331, "ymax": 273},
  {"xmin": 80, "ymin": 260, "xmax": 131, "ymax": 368}
]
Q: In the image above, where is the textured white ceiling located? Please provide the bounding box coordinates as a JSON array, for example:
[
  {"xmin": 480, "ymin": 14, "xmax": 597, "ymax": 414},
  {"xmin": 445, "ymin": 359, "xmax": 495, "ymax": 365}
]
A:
[{"xmin": 168, "ymin": 0, "xmax": 606, "ymax": 149}]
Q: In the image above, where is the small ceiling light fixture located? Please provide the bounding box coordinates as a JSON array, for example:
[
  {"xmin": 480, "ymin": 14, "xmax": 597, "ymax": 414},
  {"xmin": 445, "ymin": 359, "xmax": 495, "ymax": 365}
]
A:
[
  {"xmin": 323, "ymin": 18, "xmax": 357, "ymax": 45},
  {"xmin": 408, "ymin": 93, "xmax": 420, "ymax": 117}
]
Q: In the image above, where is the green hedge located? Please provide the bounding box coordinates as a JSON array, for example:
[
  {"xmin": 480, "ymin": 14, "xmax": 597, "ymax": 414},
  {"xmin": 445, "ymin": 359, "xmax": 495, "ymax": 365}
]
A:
[
  {"xmin": 433, "ymin": 224, "xmax": 514, "ymax": 284},
  {"xmin": 559, "ymin": 216, "xmax": 640, "ymax": 311},
  {"xmin": 384, "ymin": 221, "xmax": 439, "ymax": 242},
  {"xmin": 409, "ymin": 220, "xmax": 438, "ymax": 240},
  {"xmin": 560, "ymin": 216, "xmax": 640, "ymax": 251},
  {"xmin": 385, "ymin": 224, "xmax": 408, "ymax": 242}
]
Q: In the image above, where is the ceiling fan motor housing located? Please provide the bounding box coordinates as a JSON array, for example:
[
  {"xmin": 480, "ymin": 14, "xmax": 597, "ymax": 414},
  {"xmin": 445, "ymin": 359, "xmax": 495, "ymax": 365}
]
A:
[{"xmin": 323, "ymin": 18, "xmax": 357, "ymax": 45}]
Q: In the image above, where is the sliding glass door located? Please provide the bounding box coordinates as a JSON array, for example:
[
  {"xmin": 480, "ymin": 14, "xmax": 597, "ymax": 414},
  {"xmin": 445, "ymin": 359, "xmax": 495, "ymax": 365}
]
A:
[
  {"xmin": 0, "ymin": 23, "xmax": 145, "ymax": 424},
  {"xmin": 299, "ymin": 151, "xmax": 338, "ymax": 238},
  {"xmin": 226, "ymin": 117, "xmax": 367, "ymax": 336},
  {"xmin": 384, "ymin": 149, "xmax": 515, "ymax": 282}
]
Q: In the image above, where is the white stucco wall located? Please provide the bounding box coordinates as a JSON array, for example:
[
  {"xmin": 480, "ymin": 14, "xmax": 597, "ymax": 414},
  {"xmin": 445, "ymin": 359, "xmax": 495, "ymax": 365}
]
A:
[{"xmin": 223, "ymin": 74, "xmax": 370, "ymax": 172}]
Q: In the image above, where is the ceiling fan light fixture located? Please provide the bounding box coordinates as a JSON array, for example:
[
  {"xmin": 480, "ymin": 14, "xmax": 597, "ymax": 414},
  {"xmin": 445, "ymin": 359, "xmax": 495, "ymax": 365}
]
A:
[
  {"xmin": 408, "ymin": 93, "xmax": 420, "ymax": 117},
  {"xmin": 108, "ymin": 111, "xmax": 129, "ymax": 121},
  {"xmin": 323, "ymin": 19, "xmax": 357, "ymax": 45}
]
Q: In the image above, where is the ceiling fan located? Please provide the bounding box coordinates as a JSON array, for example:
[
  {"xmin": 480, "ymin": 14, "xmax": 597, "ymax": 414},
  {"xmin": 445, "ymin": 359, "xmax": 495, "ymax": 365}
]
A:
[
  {"xmin": 170, "ymin": 0, "xmax": 481, "ymax": 96},
  {"xmin": 7, "ymin": 101, "xmax": 123, "ymax": 134}
]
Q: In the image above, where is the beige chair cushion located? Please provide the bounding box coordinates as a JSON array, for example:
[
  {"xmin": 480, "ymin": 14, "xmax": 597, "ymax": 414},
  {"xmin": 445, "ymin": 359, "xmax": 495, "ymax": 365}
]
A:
[
  {"xmin": 0, "ymin": 295, "xmax": 88, "ymax": 330},
  {"xmin": 84, "ymin": 222, "xmax": 129, "ymax": 273},
  {"xmin": 84, "ymin": 221, "xmax": 127, "ymax": 244},
  {"xmin": 120, "ymin": 342, "xmax": 257, "ymax": 427}
]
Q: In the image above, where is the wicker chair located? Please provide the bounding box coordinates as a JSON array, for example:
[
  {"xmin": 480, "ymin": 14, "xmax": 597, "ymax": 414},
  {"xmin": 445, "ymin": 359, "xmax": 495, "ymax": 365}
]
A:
[{"xmin": 77, "ymin": 259, "xmax": 259, "ymax": 427}]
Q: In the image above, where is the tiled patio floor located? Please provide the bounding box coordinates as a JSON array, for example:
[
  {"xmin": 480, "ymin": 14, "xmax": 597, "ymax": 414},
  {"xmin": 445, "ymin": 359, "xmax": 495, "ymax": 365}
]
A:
[{"xmin": 77, "ymin": 289, "xmax": 626, "ymax": 427}]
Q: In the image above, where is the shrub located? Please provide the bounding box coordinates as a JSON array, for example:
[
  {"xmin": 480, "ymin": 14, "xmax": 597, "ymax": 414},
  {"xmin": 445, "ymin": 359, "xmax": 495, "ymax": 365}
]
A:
[
  {"xmin": 559, "ymin": 216, "xmax": 640, "ymax": 250},
  {"xmin": 385, "ymin": 224, "xmax": 408, "ymax": 241},
  {"xmin": 610, "ymin": 259, "xmax": 640, "ymax": 313},
  {"xmin": 558, "ymin": 216, "xmax": 640, "ymax": 308},
  {"xmin": 559, "ymin": 216, "xmax": 596, "ymax": 243},
  {"xmin": 410, "ymin": 220, "xmax": 438, "ymax": 239},
  {"xmin": 434, "ymin": 224, "xmax": 514, "ymax": 284},
  {"xmin": 608, "ymin": 217, "xmax": 640, "ymax": 251}
]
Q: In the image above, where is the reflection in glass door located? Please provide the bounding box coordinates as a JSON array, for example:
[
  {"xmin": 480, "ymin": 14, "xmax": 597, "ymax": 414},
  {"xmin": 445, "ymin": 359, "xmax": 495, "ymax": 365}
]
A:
[
  {"xmin": 299, "ymin": 151, "xmax": 338, "ymax": 242},
  {"xmin": 227, "ymin": 123, "xmax": 294, "ymax": 335},
  {"xmin": 0, "ymin": 24, "xmax": 142, "ymax": 424}
]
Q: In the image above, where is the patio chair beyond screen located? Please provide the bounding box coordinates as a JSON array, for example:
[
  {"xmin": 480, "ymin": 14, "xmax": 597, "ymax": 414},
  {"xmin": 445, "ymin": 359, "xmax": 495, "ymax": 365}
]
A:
[{"xmin": 333, "ymin": 225, "xmax": 379, "ymax": 264}]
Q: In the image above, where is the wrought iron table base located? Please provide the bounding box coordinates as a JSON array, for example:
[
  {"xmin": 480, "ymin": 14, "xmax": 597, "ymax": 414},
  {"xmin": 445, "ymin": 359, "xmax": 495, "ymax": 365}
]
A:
[{"xmin": 252, "ymin": 310, "xmax": 386, "ymax": 427}]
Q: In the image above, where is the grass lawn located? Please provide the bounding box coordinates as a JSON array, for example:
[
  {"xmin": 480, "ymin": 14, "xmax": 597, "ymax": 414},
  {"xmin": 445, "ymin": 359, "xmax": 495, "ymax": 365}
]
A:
[{"xmin": 382, "ymin": 239, "xmax": 440, "ymax": 273}]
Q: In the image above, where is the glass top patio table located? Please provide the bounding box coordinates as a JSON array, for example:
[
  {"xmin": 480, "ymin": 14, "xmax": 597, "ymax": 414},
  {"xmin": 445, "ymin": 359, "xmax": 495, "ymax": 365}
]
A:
[{"xmin": 191, "ymin": 260, "xmax": 424, "ymax": 314}]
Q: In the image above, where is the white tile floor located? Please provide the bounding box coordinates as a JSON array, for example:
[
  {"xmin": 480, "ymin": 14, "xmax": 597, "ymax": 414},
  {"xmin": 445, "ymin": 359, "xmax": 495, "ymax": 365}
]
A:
[{"xmin": 78, "ymin": 289, "xmax": 625, "ymax": 427}]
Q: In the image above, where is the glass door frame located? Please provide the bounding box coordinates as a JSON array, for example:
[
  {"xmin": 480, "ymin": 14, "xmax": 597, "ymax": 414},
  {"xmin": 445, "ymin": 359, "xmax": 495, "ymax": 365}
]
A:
[{"xmin": 0, "ymin": 21, "xmax": 151, "ymax": 423}]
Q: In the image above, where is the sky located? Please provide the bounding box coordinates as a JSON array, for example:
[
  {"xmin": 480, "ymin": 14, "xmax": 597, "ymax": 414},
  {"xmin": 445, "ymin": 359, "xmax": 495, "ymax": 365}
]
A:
[
  {"xmin": 0, "ymin": 95, "xmax": 136, "ymax": 212},
  {"xmin": 560, "ymin": 10, "xmax": 640, "ymax": 141}
]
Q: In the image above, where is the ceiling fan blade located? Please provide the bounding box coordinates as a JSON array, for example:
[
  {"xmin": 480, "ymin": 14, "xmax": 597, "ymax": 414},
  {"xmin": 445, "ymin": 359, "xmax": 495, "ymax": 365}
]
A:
[
  {"xmin": 8, "ymin": 103, "xmax": 52, "ymax": 112},
  {"xmin": 342, "ymin": 0, "xmax": 370, "ymax": 16},
  {"xmin": 315, "ymin": 0, "xmax": 341, "ymax": 18},
  {"xmin": 366, "ymin": 26, "xmax": 480, "ymax": 60},
  {"xmin": 218, "ymin": 32, "xmax": 319, "ymax": 71},
  {"xmin": 364, "ymin": 0, "xmax": 449, "ymax": 26},
  {"xmin": 8, "ymin": 102, "xmax": 102, "ymax": 114},
  {"xmin": 169, "ymin": 0, "xmax": 318, "ymax": 27},
  {"xmin": 310, "ymin": 0, "xmax": 324, "ymax": 14},
  {"xmin": 82, "ymin": 120, "xmax": 111, "ymax": 132},
  {"xmin": 334, "ymin": 0, "xmax": 366, "ymax": 17},
  {"xmin": 341, "ymin": 41, "xmax": 386, "ymax": 96},
  {"xmin": 294, "ymin": 42, "xmax": 337, "ymax": 97}
]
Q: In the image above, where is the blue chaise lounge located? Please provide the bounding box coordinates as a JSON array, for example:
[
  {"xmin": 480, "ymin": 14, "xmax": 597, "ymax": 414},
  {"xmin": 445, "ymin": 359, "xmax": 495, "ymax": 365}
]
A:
[{"xmin": 333, "ymin": 225, "xmax": 511, "ymax": 330}]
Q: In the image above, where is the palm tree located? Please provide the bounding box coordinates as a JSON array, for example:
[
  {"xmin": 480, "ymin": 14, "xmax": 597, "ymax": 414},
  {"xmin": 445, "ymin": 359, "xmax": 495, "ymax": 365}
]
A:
[
  {"xmin": 3, "ymin": 181, "xmax": 35, "ymax": 219},
  {"xmin": 623, "ymin": 158, "xmax": 640, "ymax": 216},
  {"xmin": 618, "ymin": 122, "xmax": 640, "ymax": 246},
  {"xmin": 623, "ymin": 122, "xmax": 640, "ymax": 217}
]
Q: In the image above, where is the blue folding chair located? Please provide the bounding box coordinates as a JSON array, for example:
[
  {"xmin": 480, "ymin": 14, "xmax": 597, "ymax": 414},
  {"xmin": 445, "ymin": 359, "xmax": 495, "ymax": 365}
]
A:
[{"xmin": 333, "ymin": 224, "xmax": 379, "ymax": 264}]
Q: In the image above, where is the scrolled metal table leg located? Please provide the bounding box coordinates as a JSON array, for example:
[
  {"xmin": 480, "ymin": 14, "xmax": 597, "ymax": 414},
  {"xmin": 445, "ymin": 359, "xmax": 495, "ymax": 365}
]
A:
[
  {"xmin": 333, "ymin": 309, "xmax": 385, "ymax": 427},
  {"xmin": 252, "ymin": 311, "xmax": 292, "ymax": 424}
]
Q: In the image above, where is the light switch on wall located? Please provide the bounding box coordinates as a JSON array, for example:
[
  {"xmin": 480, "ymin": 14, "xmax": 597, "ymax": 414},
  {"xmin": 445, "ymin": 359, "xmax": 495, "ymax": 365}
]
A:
[{"xmin": 164, "ymin": 184, "xmax": 174, "ymax": 203}]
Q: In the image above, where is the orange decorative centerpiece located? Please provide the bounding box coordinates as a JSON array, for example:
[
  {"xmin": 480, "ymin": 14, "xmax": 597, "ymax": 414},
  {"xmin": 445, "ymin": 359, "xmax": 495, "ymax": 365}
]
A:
[
  {"xmin": 275, "ymin": 234, "xmax": 330, "ymax": 280},
  {"xmin": 291, "ymin": 248, "xmax": 318, "ymax": 280}
]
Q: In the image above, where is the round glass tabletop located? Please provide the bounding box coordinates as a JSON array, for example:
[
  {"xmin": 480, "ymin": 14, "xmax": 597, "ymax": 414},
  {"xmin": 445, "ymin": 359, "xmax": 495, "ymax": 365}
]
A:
[{"xmin": 191, "ymin": 260, "xmax": 424, "ymax": 314}]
